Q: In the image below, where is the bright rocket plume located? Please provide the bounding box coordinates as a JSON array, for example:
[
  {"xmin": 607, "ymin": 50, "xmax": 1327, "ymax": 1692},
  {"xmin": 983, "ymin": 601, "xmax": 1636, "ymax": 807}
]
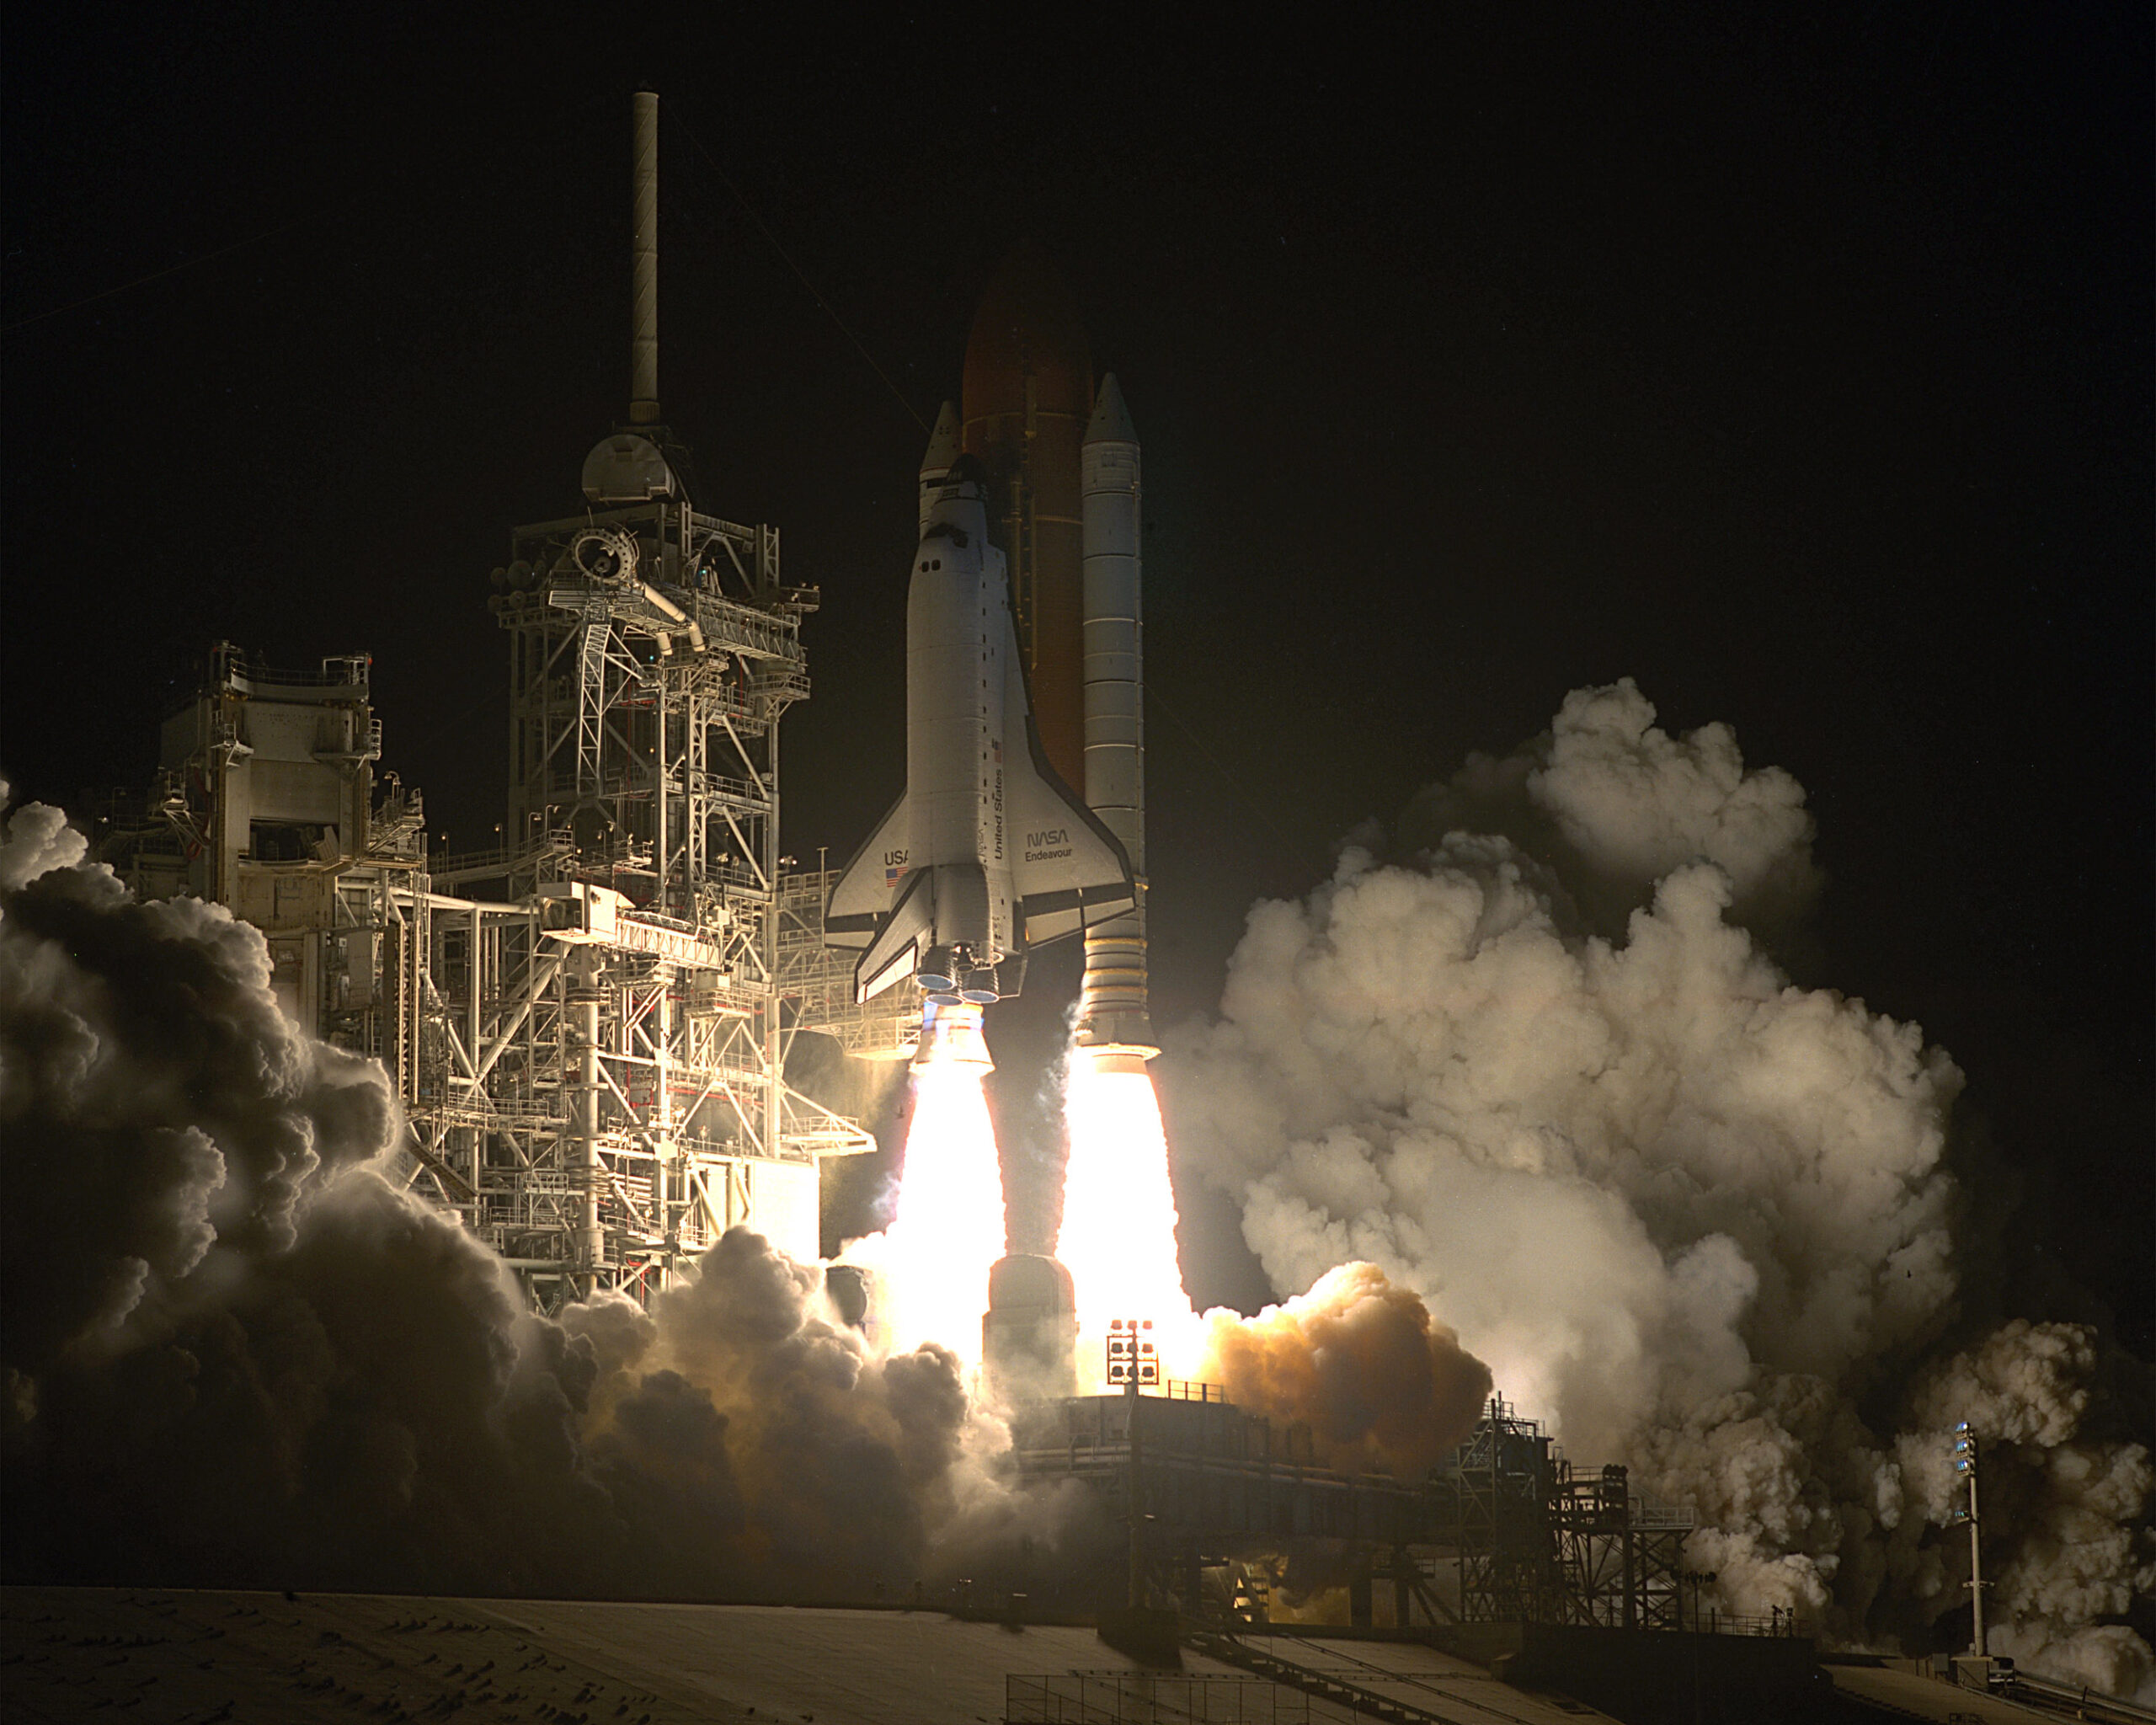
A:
[
  {"xmin": 877, "ymin": 1060, "xmax": 1006, "ymax": 1364},
  {"xmin": 1057, "ymin": 1061, "xmax": 1198, "ymax": 1388}
]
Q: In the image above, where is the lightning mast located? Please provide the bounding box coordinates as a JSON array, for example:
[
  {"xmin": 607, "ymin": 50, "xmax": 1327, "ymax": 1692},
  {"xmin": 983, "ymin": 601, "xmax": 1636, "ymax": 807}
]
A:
[{"xmin": 441, "ymin": 90, "xmax": 870, "ymax": 1302}]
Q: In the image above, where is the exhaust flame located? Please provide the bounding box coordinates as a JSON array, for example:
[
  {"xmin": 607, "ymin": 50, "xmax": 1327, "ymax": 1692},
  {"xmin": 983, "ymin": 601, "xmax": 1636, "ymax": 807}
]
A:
[
  {"xmin": 1056, "ymin": 1060, "xmax": 1198, "ymax": 1387},
  {"xmin": 877, "ymin": 1058, "xmax": 1006, "ymax": 1364}
]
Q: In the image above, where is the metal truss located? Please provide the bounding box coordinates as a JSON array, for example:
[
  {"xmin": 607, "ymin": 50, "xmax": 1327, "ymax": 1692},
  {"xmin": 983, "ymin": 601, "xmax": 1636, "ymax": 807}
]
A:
[
  {"xmin": 364, "ymin": 494, "xmax": 881, "ymax": 1308},
  {"xmin": 1437, "ymin": 1398, "xmax": 1693, "ymax": 1632},
  {"xmin": 1545, "ymin": 1466, "xmax": 1689, "ymax": 1631},
  {"xmin": 994, "ymin": 1389, "xmax": 1698, "ymax": 1636},
  {"xmin": 94, "ymin": 538, "xmax": 883, "ymax": 1316},
  {"xmin": 1443, "ymin": 1397, "xmax": 1561, "ymax": 1624},
  {"xmin": 774, "ymin": 867, "xmax": 915, "ymax": 1060}
]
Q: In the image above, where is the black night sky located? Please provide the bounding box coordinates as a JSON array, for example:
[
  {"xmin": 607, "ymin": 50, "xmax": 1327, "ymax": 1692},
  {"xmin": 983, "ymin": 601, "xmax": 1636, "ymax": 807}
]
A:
[{"xmin": 4, "ymin": 12, "xmax": 2149, "ymax": 1343}]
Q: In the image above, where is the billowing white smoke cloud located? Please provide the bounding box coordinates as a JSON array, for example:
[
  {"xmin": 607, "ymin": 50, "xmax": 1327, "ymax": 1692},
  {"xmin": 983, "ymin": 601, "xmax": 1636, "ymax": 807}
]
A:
[
  {"xmin": 1160, "ymin": 690, "xmax": 2154, "ymax": 1699},
  {"xmin": 1401, "ymin": 678, "xmax": 1822, "ymax": 937},
  {"xmin": 1173, "ymin": 849, "xmax": 1956, "ymax": 1457},
  {"xmin": 0, "ymin": 784, "xmax": 1006, "ymax": 1600}
]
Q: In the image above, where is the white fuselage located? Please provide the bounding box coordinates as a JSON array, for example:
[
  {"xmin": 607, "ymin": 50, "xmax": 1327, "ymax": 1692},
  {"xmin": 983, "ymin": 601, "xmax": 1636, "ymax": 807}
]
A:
[
  {"xmin": 825, "ymin": 445, "xmax": 1135, "ymax": 1005},
  {"xmin": 903, "ymin": 486, "xmax": 1017, "ymax": 965}
]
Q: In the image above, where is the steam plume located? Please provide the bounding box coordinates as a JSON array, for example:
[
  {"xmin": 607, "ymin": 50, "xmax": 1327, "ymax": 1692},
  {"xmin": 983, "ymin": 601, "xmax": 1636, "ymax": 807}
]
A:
[
  {"xmin": 1198, "ymin": 1261, "xmax": 1492, "ymax": 1476},
  {"xmin": 1160, "ymin": 688, "xmax": 2153, "ymax": 1698},
  {"xmin": 1401, "ymin": 677, "xmax": 1822, "ymax": 937}
]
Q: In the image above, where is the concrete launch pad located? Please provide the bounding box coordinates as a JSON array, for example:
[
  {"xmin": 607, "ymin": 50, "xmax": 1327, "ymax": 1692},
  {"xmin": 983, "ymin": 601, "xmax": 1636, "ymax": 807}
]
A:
[
  {"xmin": 0, "ymin": 1587, "xmax": 1243, "ymax": 1724},
  {"xmin": 0, "ymin": 1586, "xmax": 1638, "ymax": 1724}
]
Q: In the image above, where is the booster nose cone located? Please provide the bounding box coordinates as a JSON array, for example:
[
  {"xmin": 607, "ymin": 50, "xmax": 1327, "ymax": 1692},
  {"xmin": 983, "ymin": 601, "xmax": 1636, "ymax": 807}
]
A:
[{"xmin": 1084, "ymin": 371, "xmax": 1137, "ymax": 446}]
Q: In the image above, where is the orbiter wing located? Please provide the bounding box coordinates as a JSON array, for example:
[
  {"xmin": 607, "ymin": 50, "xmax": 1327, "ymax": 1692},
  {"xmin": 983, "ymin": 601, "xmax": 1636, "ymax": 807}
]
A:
[
  {"xmin": 825, "ymin": 793, "xmax": 908, "ymax": 952},
  {"xmin": 824, "ymin": 792, "xmax": 926, "ymax": 1001},
  {"xmin": 851, "ymin": 866, "xmax": 934, "ymax": 1000}
]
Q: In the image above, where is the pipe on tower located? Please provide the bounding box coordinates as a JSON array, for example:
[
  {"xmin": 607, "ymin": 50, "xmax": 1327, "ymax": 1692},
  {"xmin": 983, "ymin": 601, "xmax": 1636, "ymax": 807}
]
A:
[
  {"xmin": 1077, "ymin": 375, "xmax": 1155, "ymax": 1063},
  {"xmin": 630, "ymin": 91, "xmax": 659, "ymax": 424},
  {"xmin": 570, "ymin": 953, "xmax": 606, "ymax": 1270}
]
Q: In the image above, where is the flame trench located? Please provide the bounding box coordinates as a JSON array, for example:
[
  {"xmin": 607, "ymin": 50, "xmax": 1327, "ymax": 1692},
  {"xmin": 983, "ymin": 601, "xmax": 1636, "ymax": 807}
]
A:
[
  {"xmin": 1056, "ymin": 1061, "xmax": 1198, "ymax": 1387},
  {"xmin": 878, "ymin": 1060, "xmax": 1006, "ymax": 1365}
]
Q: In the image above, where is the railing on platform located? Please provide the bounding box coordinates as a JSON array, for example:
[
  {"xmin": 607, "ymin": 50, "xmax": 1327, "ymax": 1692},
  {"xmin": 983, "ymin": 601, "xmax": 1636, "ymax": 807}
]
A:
[
  {"xmin": 1008, "ymin": 1671, "xmax": 1357, "ymax": 1723},
  {"xmin": 1691, "ymin": 1610, "xmax": 1811, "ymax": 1638}
]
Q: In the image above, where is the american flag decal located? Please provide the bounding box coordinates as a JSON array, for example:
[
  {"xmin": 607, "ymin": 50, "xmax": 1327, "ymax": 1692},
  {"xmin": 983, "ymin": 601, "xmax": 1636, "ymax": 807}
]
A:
[{"xmin": 885, "ymin": 864, "xmax": 905, "ymax": 889}]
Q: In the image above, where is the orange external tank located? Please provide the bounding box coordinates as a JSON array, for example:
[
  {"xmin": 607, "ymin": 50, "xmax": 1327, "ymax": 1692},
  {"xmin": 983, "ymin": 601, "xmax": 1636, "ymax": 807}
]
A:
[{"xmin": 961, "ymin": 243, "xmax": 1094, "ymax": 793}]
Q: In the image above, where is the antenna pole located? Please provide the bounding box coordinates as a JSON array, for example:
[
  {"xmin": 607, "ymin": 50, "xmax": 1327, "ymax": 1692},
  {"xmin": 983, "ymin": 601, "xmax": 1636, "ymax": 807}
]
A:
[{"xmin": 630, "ymin": 91, "xmax": 659, "ymax": 424}]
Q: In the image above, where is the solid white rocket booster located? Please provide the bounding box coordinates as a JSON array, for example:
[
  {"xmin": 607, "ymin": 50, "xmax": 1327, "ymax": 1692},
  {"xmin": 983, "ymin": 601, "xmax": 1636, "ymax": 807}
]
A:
[{"xmin": 1076, "ymin": 376, "xmax": 1155, "ymax": 1063}]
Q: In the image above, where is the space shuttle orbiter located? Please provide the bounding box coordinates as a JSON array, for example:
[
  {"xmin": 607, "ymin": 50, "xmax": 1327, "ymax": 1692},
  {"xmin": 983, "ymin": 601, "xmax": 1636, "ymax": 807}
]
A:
[{"xmin": 825, "ymin": 404, "xmax": 1136, "ymax": 1014}]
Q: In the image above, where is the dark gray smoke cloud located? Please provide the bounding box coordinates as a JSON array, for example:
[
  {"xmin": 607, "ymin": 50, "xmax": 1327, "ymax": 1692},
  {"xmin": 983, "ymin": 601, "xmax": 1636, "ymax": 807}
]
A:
[
  {"xmin": 0, "ymin": 814, "xmax": 396, "ymax": 1385},
  {"xmin": 0, "ymin": 786, "xmax": 985, "ymax": 1600},
  {"xmin": 1159, "ymin": 689, "xmax": 2154, "ymax": 1700}
]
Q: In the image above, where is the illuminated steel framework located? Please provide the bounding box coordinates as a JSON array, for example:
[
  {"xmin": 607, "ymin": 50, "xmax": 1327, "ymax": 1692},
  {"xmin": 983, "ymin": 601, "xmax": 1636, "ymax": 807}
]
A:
[
  {"xmin": 386, "ymin": 494, "xmax": 874, "ymax": 1305},
  {"xmin": 1003, "ymin": 1389, "xmax": 1694, "ymax": 1636},
  {"xmin": 775, "ymin": 865, "xmax": 915, "ymax": 1060},
  {"xmin": 93, "ymin": 89, "xmax": 889, "ymax": 1310},
  {"xmin": 93, "ymin": 646, "xmax": 430, "ymax": 1069},
  {"xmin": 1438, "ymin": 1397, "xmax": 1689, "ymax": 1632},
  {"xmin": 97, "ymin": 548, "xmax": 880, "ymax": 1312}
]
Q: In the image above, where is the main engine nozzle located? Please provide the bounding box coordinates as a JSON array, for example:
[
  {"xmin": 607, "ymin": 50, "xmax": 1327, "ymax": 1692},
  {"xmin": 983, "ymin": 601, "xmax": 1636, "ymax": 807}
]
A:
[
  {"xmin": 911, "ymin": 996, "xmax": 993, "ymax": 1072},
  {"xmin": 921, "ymin": 944, "xmax": 1014, "ymax": 1006}
]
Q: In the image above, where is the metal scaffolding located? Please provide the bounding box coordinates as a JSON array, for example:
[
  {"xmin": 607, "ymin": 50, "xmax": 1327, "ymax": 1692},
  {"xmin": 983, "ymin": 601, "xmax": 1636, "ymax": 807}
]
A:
[
  {"xmin": 100, "ymin": 494, "xmax": 884, "ymax": 1311},
  {"xmin": 93, "ymin": 645, "xmax": 428, "ymax": 1057},
  {"xmin": 403, "ymin": 494, "xmax": 878, "ymax": 1303},
  {"xmin": 1547, "ymin": 1466, "xmax": 1689, "ymax": 1632},
  {"xmin": 1436, "ymin": 1397, "xmax": 1690, "ymax": 1633},
  {"xmin": 90, "ymin": 94, "xmax": 892, "ymax": 1311},
  {"xmin": 775, "ymin": 865, "xmax": 915, "ymax": 1060},
  {"xmin": 1442, "ymin": 1396, "xmax": 1560, "ymax": 1624},
  {"xmin": 1000, "ymin": 1388, "xmax": 1695, "ymax": 1637}
]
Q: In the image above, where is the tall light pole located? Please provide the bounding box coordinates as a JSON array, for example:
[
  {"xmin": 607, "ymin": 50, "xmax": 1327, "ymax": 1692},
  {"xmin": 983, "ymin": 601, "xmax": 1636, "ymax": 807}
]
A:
[
  {"xmin": 1681, "ymin": 1568, "xmax": 1718, "ymax": 1633},
  {"xmin": 1680, "ymin": 1567, "xmax": 1718, "ymax": 1725},
  {"xmin": 1952, "ymin": 1421, "xmax": 1988, "ymax": 1658},
  {"xmin": 1107, "ymin": 1317, "xmax": 1157, "ymax": 1610}
]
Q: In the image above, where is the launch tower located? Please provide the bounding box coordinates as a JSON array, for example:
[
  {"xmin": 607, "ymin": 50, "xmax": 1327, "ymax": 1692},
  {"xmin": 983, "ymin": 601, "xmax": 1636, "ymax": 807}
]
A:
[
  {"xmin": 101, "ymin": 93, "xmax": 884, "ymax": 1307},
  {"xmin": 427, "ymin": 91, "xmax": 872, "ymax": 1295},
  {"xmin": 454, "ymin": 446, "xmax": 857, "ymax": 1290}
]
